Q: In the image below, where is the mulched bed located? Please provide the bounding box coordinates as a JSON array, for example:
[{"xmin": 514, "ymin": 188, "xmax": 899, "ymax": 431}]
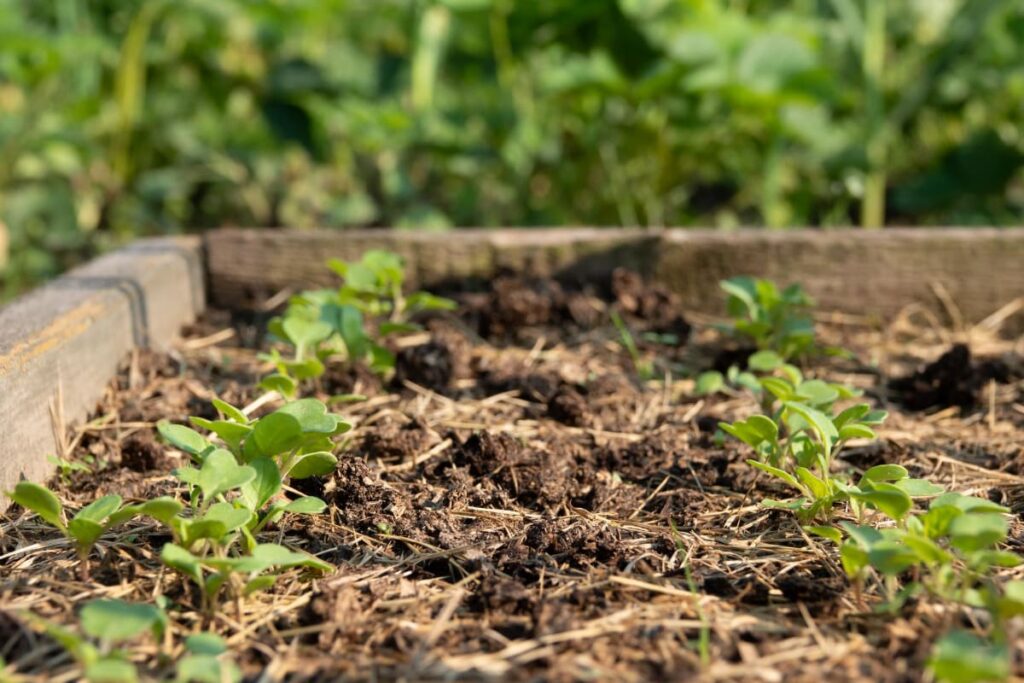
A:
[{"xmin": 2, "ymin": 271, "xmax": 1023, "ymax": 682}]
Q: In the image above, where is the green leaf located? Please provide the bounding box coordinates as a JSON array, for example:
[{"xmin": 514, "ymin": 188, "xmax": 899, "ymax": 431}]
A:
[
  {"xmin": 746, "ymin": 459, "xmax": 800, "ymax": 490},
  {"xmin": 902, "ymin": 535, "xmax": 952, "ymax": 565},
  {"xmin": 138, "ymin": 497, "xmax": 185, "ymax": 525},
  {"xmin": 931, "ymin": 493, "xmax": 1009, "ymax": 515},
  {"xmin": 197, "ymin": 450, "xmax": 256, "ymax": 501},
  {"xmin": 260, "ymin": 374, "xmax": 297, "ymax": 399},
  {"xmin": 283, "ymin": 496, "xmax": 327, "ymax": 514},
  {"xmin": 212, "ymin": 398, "xmax": 248, "ymax": 424},
  {"xmin": 185, "ymin": 633, "xmax": 228, "ymax": 656},
  {"xmin": 848, "ymin": 484, "xmax": 913, "ymax": 521},
  {"xmin": 287, "ymin": 451, "xmax": 338, "ymax": 479},
  {"xmin": 894, "ymin": 478, "xmax": 944, "ymax": 497},
  {"xmin": 839, "ymin": 522, "xmax": 883, "ymax": 549},
  {"xmin": 928, "ymin": 631, "xmax": 1009, "ymax": 683},
  {"xmin": 84, "ymin": 657, "xmax": 138, "ymax": 683},
  {"xmin": 833, "ymin": 404, "xmax": 870, "ymax": 429},
  {"xmin": 840, "ymin": 541, "xmax": 869, "ymax": 577},
  {"xmin": 240, "ymin": 457, "xmax": 282, "ymax": 512},
  {"xmin": 80, "ymin": 600, "xmax": 163, "ymax": 643},
  {"xmin": 175, "ymin": 654, "xmax": 241, "ymax": 683},
  {"xmin": 275, "ymin": 399, "xmax": 347, "ymax": 434},
  {"xmin": 795, "ymin": 466, "xmax": 828, "ymax": 499},
  {"xmin": 861, "ymin": 464, "xmax": 908, "ymax": 484},
  {"xmin": 694, "ymin": 371, "xmax": 724, "ymax": 396},
  {"xmin": 949, "ymin": 513, "xmax": 1008, "ymax": 552},
  {"xmin": 245, "ymin": 413, "xmax": 302, "ymax": 460},
  {"xmin": 74, "ymin": 494, "xmax": 123, "ymax": 523},
  {"xmin": 996, "ymin": 580, "xmax": 1024, "ymax": 619},
  {"xmin": 190, "ymin": 418, "xmax": 252, "ymax": 452},
  {"xmin": 157, "ymin": 421, "xmax": 210, "ymax": 458},
  {"xmin": 281, "ymin": 317, "xmax": 332, "ymax": 351},
  {"xmin": 838, "ymin": 424, "xmax": 876, "ymax": 441},
  {"xmin": 747, "ymin": 350, "xmax": 783, "ymax": 372},
  {"xmin": 67, "ymin": 518, "xmax": 105, "ymax": 550},
  {"xmin": 9, "ymin": 482, "xmax": 65, "ymax": 531},
  {"xmin": 795, "ymin": 379, "xmax": 838, "ymax": 407},
  {"xmin": 243, "ymin": 575, "xmax": 278, "ymax": 596},
  {"xmin": 867, "ymin": 540, "xmax": 920, "ymax": 575},
  {"xmin": 783, "ymin": 401, "xmax": 838, "ymax": 446},
  {"xmin": 405, "ymin": 291, "xmax": 457, "ymax": 312},
  {"xmin": 161, "ymin": 544, "xmax": 203, "ymax": 584}
]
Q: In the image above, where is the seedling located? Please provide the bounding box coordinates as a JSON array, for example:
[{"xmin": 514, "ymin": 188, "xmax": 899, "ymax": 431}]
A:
[
  {"xmin": 720, "ymin": 398, "xmax": 890, "ymax": 520},
  {"xmin": 264, "ymin": 251, "xmax": 455, "ymax": 394},
  {"xmin": 161, "ymin": 542, "xmax": 330, "ymax": 615},
  {"xmin": 25, "ymin": 599, "xmax": 165, "ymax": 683},
  {"xmin": 175, "ymin": 633, "xmax": 241, "ymax": 683},
  {"xmin": 6, "ymin": 483, "xmax": 182, "ymax": 579},
  {"xmin": 719, "ymin": 276, "xmax": 817, "ymax": 360},
  {"xmin": 610, "ymin": 310, "xmax": 656, "ymax": 381}
]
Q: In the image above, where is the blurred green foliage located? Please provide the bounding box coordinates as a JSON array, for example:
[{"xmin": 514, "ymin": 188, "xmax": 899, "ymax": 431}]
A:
[{"xmin": 1, "ymin": 0, "xmax": 1023, "ymax": 298}]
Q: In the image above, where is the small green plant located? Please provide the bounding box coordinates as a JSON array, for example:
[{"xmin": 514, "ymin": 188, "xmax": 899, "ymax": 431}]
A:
[
  {"xmin": 610, "ymin": 310, "xmax": 656, "ymax": 381},
  {"xmin": 719, "ymin": 276, "xmax": 817, "ymax": 360},
  {"xmin": 174, "ymin": 633, "xmax": 241, "ymax": 683},
  {"xmin": 5, "ymin": 483, "xmax": 182, "ymax": 579},
  {"xmin": 26, "ymin": 599, "xmax": 166, "ymax": 682},
  {"xmin": 48, "ymin": 454, "xmax": 95, "ymax": 485},
  {"xmin": 161, "ymin": 542, "xmax": 330, "ymax": 616},
  {"xmin": 263, "ymin": 251, "xmax": 455, "ymax": 396}
]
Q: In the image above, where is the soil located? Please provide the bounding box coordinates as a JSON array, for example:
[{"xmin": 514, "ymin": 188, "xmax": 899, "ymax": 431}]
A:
[{"xmin": 2, "ymin": 270, "xmax": 1024, "ymax": 682}]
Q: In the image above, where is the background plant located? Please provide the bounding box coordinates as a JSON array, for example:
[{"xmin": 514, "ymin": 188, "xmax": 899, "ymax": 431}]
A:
[{"xmin": 3, "ymin": 1, "xmax": 1023, "ymax": 299}]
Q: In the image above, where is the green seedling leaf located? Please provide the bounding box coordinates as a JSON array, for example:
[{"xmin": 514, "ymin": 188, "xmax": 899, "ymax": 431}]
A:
[
  {"xmin": 747, "ymin": 350, "xmax": 783, "ymax": 372},
  {"xmin": 161, "ymin": 544, "xmax": 203, "ymax": 584},
  {"xmin": 287, "ymin": 451, "xmax": 338, "ymax": 479},
  {"xmin": 275, "ymin": 399, "xmax": 348, "ymax": 434},
  {"xmin": 85, "ymin": 658, "xmax": 138, "ymax": 683},
  {"xmin": 281, "ymin": 317, "xmax": 333, "ymax": 352},
  {"xmin": 949, "ymin": 513, "xmax": 1008, "ymax": 552},
  {"xmin": 867, "ymin": 539, "xmax": 920, "ymax": 576},
  {"xmin": 240, "ymin": 457, "xmax": 282, "ymax": 512},
  {"xmin": 74, "ymin": 495, "xmax": 122, "ymax": 523},
  {"xmin": 9, "ymin": 481, "xmax": 65, "ymax": 530},
  {"xmin": 861, "ymin": 409, "xmax": 888, "ymax": 425},
  {"xmin": 804, "ymin": 525, "xmax": 842, "ymax": 544},
  {"xmin": 931, "ymin": 493, "xmax": 1009, "ymax": 515},
  {"xmin": 838, "ymin": 424, "xmax": 876, "ymax": 441},
  {"xmin": 759, "ymin": 377, "xmax": 795, "ymax": 401},
  {"xmin": 243, "ymin": 576, "xmax": 278, "ymax": 596},
  {"xmin": 761, "ymin": 498, "xmax": 808, "ymax": 511},
  {"xmin": 379, "ymin": 321, "xmax": 421, "ymax": 336},
  {"xmin": 197, "ymin": 450, "xmax": 256, "ymax": 501},
  {"xmin": 833, "ymin": 404, "xmax": 870, "ymax": 429},
  {"xmin": 176, "ymin": 653, "xmax": 242, "ymax": 683},
  {"xmin": 158, "ymin": 421, "xmax": 210, "ymax": 458},
  {"xmin": 202, "ymin": 502, "xmax": 252, "ymax": 533},
  {"xmin": 894, "ymin": 478, "xmax": 944, "ymax": 497},
  {"xmin": 281, "ymin": 357, "xmax": 325, "ymax": 381},
  {"xmin": 848, "ymin": 484, "xmax": 913, "ymax": 521},
  {"xmin": 996, "ymin": 580, "xmax": 1024, "ymax": 619},
  {"xmin": 695, "ymin": 371, "xmax": 724, "ymax": 396},
  {"xmin": 405, "ymin": 291, "xmax": 457, "ymax": 312},
  {"xmin": 902, "ymin": 535, "xmax": 952, "ymax": 565},
  {"xmin": 860, "ymin": 464, "xmax": 908, "ymax": 485},
  {"xmin": 795, "ymin": 379, "xmax": 838, "ymax": 407},
  {"xmin": 928, "ymin": 630, "xmax": 1009, "ymax": 683},
  {"xmin": 136, "ymin": 497, "xmax": 184, "ymax": 525},
  {"xmin": 328, "ymin": 393, "xmax": 368, "ymax": 405},
  {"xmin": 840, "ymin": 541, "xmax": 869, "ymax": 577},
  {"xmin": 783, "ymin": 401, "xmax": 838, "ymax": 446},
  {"xmin": 795, "ymin": 467, "xmax": 829, "ymax": 499},
  {"xmin": 283, "ymin": 497, "xmax": 327, "ymax": 514},
  {"xmin": 80, "ymin": 600, "xmax": 163, "ymax": 643},
  {"xmin": 185, "ymin": 633, "xmax": 228, "ymax": 656},
  {"xmin": 212, "ymin": 399, "xmax": 248, "ymax": 424},
  {"xmin": 190, "ymin": 418, "xmax": 252, "ymax": 452},
  {"xmin": 839, "ymin": 522, "xmax": 883, "ymax": 549},
  {"xmin": 260, "ymin": 374, "xmax": 297, "ymax": 398},
  {"xmin": 67, "ymin": 518, "xmax": 105, "ymax": 550},
  {"xmin": 245, "ymin": 413, "xmax": 302, "ymax": 460},
  {"xmin": 746, "ymin": 459, "xmax": 800, "ymax": 490}
]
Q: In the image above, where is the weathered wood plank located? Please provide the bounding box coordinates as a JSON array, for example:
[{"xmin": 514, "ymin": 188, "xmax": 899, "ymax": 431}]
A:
[
  {"xmin": 205, "ymin": 228, "xmax": 660, "ymax": 307},
  {"xmin": 0, "ymin": 237, "xmax": 204, "ymax": 508},
  {"xmin": 207, "ymin": 227, "xmax": 1024, "ymax": 324}
]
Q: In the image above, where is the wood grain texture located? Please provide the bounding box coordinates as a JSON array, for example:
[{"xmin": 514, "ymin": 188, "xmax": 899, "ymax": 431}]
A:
[
  {"xmin": 0, "ymin": 237, "xmax": 204, "ymax": 509},
  {"xmin": 207, "ymin": 227, "xmax": 1024, "ymax": 323}
]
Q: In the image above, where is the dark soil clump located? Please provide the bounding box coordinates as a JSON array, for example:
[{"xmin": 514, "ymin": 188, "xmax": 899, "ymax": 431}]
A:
[{"xmin": 889, "ymin": 344, "xmax": 1013, "ymax": 412}]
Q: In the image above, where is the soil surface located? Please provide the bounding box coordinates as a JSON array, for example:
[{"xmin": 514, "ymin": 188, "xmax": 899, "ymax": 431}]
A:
[{"xmin": 2, "ymin": 273, "xmax": 1024, "ymax": 682}]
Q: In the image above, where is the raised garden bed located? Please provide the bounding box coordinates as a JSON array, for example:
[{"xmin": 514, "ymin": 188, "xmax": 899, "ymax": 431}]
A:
[{"xmin": 1, "ymin": 228, "xmax": 1024, "ymax": 682}]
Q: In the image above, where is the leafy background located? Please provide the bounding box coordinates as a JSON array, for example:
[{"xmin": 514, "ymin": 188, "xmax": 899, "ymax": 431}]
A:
[{"xmin": 1, "ymin": 0, "xmax": 1023, "ymax": 298}]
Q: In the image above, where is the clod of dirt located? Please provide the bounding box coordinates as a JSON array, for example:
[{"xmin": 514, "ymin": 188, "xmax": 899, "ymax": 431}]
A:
[
  {"xmin": 322, "ymin": 362, "xmax": 383, "ymax": 398},
  {"xmin": 546, "ymin": 384, "xmax": 590, "ymax": 427},
  {"xmin": 776, "ymin": 573, "xmax": 846, "ymax": 603},
  {"xmin": 325, "ymin": 457, "xmax": 405, "ymax": 533},
  {"xmin": 478, "ymin": 275, "xmax": 566, "ymax": 338},
  {"xmin": 361, "ymin": 418, "xmax": 434, "ymax": 463},
  {"xmin": 888, "ymin": 344, "xmax": 1013, "ymax": 412},
  {"xmin": 611, "ymin": 268, "xmax": 691, "ymax": 338},
  {"xmin": 450, "ymin": 431, "xmax": 525, "ymax": 476},
  {"xmin": 393, "ymin": 325, "xmax": 471, "ymax": 393},
  {"xmin": 700, "ymin": 572, "xmax": 771, "ymax": 605},
  {"xmin": 119, "ymin": 433, "xmax": 171, "ymax": 472}
]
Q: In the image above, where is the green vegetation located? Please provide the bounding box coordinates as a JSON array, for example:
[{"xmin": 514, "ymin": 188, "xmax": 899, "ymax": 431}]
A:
[
  {"xmin": 264, "ymin": 250, "xmax": 454, "ymax": 395},
  {"xmin": 3, "ymin": 2, "xmax": 1024, "ymax": 298}
]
